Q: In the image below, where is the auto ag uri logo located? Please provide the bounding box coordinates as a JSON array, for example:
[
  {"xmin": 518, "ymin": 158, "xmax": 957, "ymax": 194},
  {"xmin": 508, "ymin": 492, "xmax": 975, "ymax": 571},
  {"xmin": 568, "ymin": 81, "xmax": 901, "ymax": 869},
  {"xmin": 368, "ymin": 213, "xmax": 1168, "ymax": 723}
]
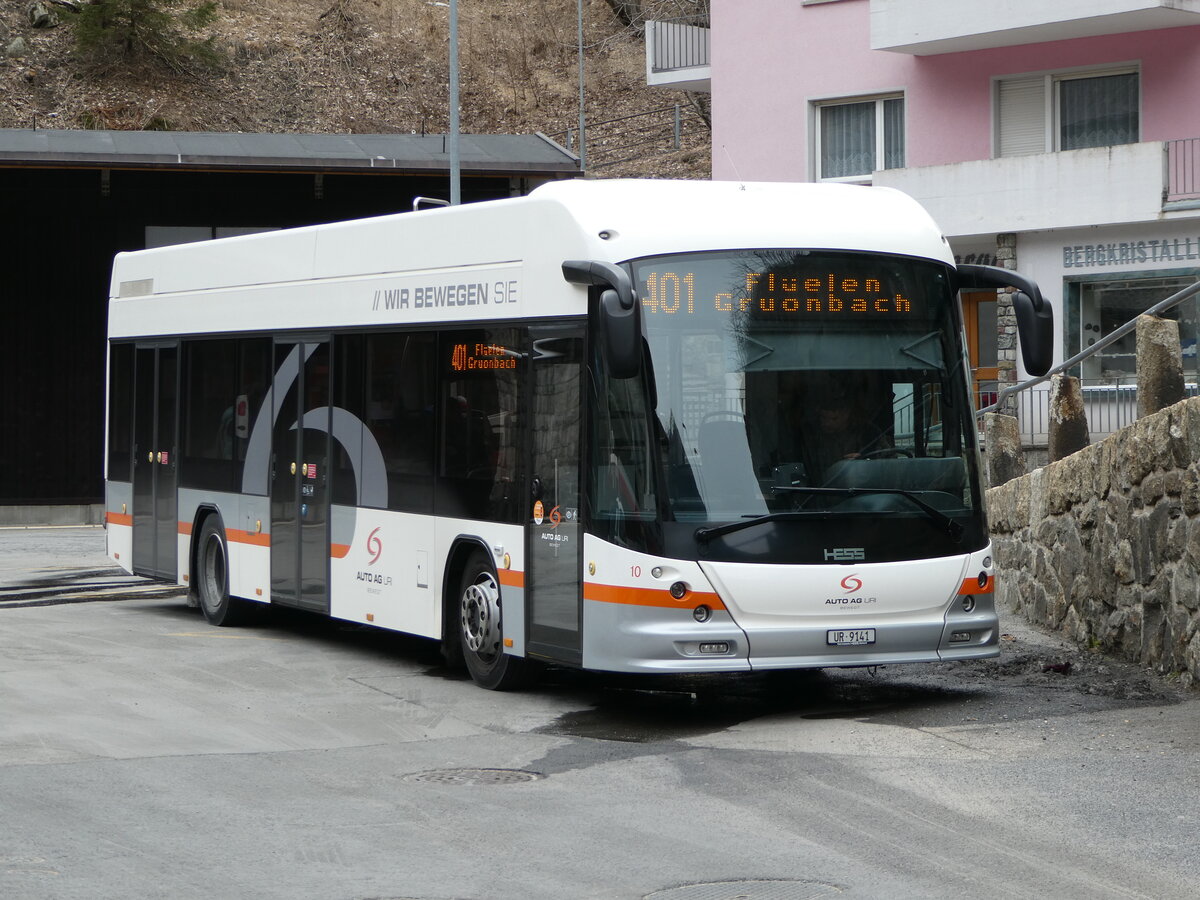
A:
[
  {"xmin": 840, "ymin": 573, "xmax": 863, "ymax": 593},
  {"xmin": 367, "ymin": 527, "xmax": 383, "ymax": 565}
]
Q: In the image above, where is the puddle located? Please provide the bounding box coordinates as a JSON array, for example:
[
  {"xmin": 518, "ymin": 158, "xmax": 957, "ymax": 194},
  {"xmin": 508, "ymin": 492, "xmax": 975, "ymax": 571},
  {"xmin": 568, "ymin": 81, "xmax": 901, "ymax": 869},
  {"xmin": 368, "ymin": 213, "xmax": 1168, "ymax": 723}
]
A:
[{"xmin": 534, "ymin": 669, "xmax": 979, "ymax": 743}]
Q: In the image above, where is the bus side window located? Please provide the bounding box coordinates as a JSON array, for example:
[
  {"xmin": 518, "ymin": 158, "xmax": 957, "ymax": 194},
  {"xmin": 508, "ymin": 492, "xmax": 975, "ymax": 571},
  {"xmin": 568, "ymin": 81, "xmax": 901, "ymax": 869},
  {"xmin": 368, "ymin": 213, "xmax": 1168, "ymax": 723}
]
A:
[
  {"xmin": 236, "ymin": 338, "xmax": 271, "ymax": 466},
  {"xmin": 107, "ymin": 343, "xmax": 134, "ymax": 483},
  {"xmin": 180, "ymin": 338, "xmax": 238, "ymax": 492},
  {"xmin": 436, "ymin": 328, "xmax": 522, "ymax": 523},
  {"xmin": 348, "ymin": 331, "xmax": 437, "ymax": 513}
]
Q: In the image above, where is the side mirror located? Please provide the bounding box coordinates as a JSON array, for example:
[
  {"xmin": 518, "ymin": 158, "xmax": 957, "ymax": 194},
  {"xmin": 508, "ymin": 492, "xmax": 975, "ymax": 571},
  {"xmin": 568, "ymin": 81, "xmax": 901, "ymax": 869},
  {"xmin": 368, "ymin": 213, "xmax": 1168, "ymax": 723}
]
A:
[
  {"xmin": 957, "ymin": 264, "xmax": 1054, "ymax": 377},
  {"xmin": 562, "ymin": 259, "xmax": 643, "ymax": 379},
  {"xmin": 599, "ymin": 288, "xmax": 642, "ymax": 379},
  {"xmin": 1010, "ymin": 289, "xmax": 1053, "ymax": 377}
]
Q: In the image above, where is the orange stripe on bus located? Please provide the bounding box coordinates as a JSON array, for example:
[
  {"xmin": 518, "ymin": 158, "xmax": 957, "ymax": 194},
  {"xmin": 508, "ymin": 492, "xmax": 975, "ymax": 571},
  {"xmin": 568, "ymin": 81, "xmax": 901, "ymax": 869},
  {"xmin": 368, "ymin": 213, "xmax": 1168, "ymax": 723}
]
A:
[
  {"xmin": 497, "ymin": 569, "xmax": 525, "ymax": 588},
  {"xmin": 178, "ymin": 521, "xmax": 193, "ymax": 536},
  {"xmin": 959, "ymin": 575, "xmax": 994, "ymax": 595},
  {"xmin": 105, "ymin": 512, "xmax": 132, "ymax": 527},
  {"xmin": 584, "ymin": 582, "xmax": 725, "ymax": 610},
  {"xmin": 228, "ymin": 529, "xmax": 271, "ymax": 547},
  {"xmin": 331, "ymin": 543, "xmax": 351, "ymax": 559}
]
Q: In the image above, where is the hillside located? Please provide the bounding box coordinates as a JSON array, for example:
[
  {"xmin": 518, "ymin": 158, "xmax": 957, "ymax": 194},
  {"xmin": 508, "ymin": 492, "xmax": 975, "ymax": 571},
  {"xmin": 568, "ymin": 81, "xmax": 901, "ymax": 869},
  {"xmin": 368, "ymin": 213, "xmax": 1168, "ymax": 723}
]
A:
[{"xmin": 0, "ymin": 0, "xmax": 710, "ymax": 178}]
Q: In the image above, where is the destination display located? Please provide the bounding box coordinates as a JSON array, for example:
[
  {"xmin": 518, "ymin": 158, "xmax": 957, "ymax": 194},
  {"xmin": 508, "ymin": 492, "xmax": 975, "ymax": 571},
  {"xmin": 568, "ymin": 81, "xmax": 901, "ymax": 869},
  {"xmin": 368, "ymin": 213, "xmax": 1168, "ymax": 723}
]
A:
[
  {"xmin": 449, "ymin": 342, "xmax": 519, "ymax": 372},
  {"xmin": 634, "ymin": 252, "xmax": 932, "ymax": 321}
]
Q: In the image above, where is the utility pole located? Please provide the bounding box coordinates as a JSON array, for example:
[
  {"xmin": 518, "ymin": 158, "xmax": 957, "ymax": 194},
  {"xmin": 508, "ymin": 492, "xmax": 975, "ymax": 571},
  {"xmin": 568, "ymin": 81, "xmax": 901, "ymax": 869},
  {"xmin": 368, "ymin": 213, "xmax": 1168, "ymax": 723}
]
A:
[
  {"xmin": 449, "ymin": 0, "xmax": 462, "ymax": 204},
  {"xmin": 578, "ymin": 0, "xmax": 586, "ymax": 172}
]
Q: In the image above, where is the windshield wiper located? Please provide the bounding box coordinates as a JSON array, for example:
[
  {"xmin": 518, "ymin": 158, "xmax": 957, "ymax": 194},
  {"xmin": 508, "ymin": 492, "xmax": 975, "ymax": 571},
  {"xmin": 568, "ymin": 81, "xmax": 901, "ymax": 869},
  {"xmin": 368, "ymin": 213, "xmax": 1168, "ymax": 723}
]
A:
[
  {"xmin": 694, "ymin": 486, "xmax": 964, "ymax": 544},
  {"xmin": 694, "ymin": 511, "xmax": 817, "ymax": 544}
]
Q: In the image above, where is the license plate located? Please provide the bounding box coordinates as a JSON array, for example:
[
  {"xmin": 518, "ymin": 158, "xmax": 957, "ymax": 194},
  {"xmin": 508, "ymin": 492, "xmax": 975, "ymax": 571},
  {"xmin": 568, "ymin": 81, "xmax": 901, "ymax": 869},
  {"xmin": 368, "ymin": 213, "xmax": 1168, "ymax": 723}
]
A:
[{"xmin": 827, "ymin": 628, "xmax": 876, "ymax": 646}]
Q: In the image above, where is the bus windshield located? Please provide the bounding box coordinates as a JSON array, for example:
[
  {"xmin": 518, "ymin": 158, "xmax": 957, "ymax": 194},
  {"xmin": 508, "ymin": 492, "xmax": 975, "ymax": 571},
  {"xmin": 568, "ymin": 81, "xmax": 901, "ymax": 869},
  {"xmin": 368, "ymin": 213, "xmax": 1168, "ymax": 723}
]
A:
[{"xmin": 623, "ymin": 249, "xmax": 984, "ymax": 563}]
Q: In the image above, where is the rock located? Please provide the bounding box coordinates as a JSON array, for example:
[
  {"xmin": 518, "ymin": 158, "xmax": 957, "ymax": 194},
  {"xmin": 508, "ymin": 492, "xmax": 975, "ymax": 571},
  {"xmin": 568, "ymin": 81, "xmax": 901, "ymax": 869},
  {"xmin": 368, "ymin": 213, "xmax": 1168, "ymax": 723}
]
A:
[
  {"xmin": 1136, "ymin": 314, "xmax": 1185, "ymax": 418},
  {"xmin": 29, "ymin": 2, "xmax": 58, "ymax": 28},
  {"xmin": 1047, "ymin": 373, "xmax": 1089, "ymax": 462},
  {"xmin": 5, "ymin": 37, "xmax": 28, "ymax": 59},
  {"xmin": 984, "ymin": 412, "xmax": 1024, "ymax": 487}
]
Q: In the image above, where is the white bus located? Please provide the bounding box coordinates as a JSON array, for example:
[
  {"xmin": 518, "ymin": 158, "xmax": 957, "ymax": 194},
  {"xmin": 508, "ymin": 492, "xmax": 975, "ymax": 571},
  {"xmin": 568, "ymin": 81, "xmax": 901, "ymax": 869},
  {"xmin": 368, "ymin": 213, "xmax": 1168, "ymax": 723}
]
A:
[{"xmin": 104, "ymin": 179, "xmax": 1052, "ymax": 689}]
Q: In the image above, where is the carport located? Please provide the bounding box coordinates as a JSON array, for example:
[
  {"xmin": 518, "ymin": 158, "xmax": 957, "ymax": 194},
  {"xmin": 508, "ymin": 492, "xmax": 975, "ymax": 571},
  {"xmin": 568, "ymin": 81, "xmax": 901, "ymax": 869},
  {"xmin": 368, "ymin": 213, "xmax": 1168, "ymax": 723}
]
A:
[{"xmin": 0, "ymin": 128, "xmax": 578, "ymax": 523}]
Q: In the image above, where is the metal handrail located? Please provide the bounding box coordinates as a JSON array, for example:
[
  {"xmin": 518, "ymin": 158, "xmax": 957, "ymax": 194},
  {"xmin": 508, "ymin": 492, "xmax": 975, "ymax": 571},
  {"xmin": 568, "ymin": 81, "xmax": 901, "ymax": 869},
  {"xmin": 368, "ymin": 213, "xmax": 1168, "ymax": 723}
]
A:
[
  {"xmin": 978, "ymin": 278, "xmax": 1200, "ymax": 415},
  {"xmin": 549, "ymin": 103, "xmax": 707, "ymax": 169}
]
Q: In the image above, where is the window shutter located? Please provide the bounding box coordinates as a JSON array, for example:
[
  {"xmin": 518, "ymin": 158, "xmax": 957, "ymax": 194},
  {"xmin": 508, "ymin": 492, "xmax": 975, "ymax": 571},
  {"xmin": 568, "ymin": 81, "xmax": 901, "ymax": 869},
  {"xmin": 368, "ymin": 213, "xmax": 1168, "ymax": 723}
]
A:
[{"xmin": 997, "ymin": 76, "xmax": 1046, "ymax": 158}]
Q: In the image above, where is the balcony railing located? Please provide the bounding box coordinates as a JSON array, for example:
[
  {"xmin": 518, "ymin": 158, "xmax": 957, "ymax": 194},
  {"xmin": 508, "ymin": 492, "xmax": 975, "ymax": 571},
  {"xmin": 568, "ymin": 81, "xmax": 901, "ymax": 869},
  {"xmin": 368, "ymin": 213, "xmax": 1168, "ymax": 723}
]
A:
[
  {"xmin": 645, "ymin": 19, "xmax": 710, "ymax": 92},
  {"xmin": 1167, "ymin": 138, "xmax": 1200, "ymax": 203},
  {"xmin": 648, "ymin": 18, "xmax": 710, "ymax": 72}
]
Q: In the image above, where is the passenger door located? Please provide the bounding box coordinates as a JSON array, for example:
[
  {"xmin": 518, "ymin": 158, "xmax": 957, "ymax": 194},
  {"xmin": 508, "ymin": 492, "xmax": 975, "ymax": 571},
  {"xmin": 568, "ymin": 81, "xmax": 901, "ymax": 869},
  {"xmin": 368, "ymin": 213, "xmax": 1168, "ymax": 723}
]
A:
[
  {"xmin": 269, "ymin": 339, "xmax": 331, "ymax": 612},
  {"xmin": 525, "ymin": 326, "xmax": 585, "ymax": 663},
  {"xmin": 131, "ymin": 344, "xmax": 178, "ymax": 579}
]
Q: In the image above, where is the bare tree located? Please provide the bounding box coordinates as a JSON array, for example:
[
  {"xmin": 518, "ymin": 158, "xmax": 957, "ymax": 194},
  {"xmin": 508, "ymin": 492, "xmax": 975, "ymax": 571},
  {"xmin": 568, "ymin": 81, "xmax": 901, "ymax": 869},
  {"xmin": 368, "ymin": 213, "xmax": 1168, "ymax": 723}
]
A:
[{"xmin": 602, "ymin": 0, "xmax": 642, "ymax": 28}]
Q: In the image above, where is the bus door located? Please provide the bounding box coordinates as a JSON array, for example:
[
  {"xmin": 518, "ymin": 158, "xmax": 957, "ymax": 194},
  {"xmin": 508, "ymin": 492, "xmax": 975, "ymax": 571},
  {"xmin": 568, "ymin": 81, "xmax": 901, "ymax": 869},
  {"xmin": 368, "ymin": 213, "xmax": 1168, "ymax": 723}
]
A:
[
  {"xmin": 131, "ymin": 344, "xmax": 178, "ymax": 580},
  {"xmin": 270, "ymin": 339, "xmax": 331, "ymax": 612},
  {"xmin": 526, "ymin": 325, "xmax": 585, "ymax": 663}
]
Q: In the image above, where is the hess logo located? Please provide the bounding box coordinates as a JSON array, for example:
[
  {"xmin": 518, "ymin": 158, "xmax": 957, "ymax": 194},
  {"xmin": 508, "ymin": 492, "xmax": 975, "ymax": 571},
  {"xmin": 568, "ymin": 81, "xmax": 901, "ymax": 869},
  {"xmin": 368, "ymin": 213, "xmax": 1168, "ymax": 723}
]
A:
[
  {"xmin": 840, "ymin": 573, "xmax": 863, "ymax": 593},
  {"xmin": 367, "ymin": 527, "xmax": 383, "ymax": 565}
]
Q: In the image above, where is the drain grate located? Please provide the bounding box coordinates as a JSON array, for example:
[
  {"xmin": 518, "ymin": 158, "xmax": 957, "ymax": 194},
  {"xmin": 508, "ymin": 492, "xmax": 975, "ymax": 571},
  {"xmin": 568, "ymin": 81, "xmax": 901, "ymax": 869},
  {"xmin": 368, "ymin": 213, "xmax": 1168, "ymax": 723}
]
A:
[
  {"xmin": 402, "ymin": 768, "xmax": 543, "ymax": 786},
  {"xmin": 644, "ymin": 880, "xmax": 844, "ymax": 900}
]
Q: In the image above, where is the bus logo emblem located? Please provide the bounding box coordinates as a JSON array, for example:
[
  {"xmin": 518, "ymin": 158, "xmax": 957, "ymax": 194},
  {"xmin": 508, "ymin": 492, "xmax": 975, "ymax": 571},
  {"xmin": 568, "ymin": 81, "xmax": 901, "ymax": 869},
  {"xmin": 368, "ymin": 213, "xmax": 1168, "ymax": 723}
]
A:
[{"xmin": 825, "ymin": 547, "xmax": 865, "ymax": 562}]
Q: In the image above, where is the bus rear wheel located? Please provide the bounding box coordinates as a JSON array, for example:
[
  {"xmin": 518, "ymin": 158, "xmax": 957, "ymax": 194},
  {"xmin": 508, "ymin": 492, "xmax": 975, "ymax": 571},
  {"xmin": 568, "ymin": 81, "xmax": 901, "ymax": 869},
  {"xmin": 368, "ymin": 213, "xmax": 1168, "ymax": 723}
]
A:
[
  {"xmin": 457, "ymin": 551, "xmax": 528, "ymax": 690},
  {"xmin": 196, "ymin": 517, "xmax": 253, "ymax": 627}
]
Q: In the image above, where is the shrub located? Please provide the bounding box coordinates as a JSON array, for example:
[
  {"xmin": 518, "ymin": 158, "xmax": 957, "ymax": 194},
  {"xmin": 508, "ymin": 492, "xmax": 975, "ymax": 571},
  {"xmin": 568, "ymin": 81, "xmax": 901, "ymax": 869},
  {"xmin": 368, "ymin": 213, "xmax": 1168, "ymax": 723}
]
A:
[{"xmin": 73, "ymin": 0, "xmax": 223, "ymax": 72}]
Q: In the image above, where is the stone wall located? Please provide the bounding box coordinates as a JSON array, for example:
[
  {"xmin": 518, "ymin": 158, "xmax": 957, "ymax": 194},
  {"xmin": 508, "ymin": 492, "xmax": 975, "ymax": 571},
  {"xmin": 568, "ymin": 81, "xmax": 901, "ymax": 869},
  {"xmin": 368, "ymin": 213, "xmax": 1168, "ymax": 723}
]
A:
[{"xmin": 986, "ymin": 395, "xmax": 1200, "ymax": 686}]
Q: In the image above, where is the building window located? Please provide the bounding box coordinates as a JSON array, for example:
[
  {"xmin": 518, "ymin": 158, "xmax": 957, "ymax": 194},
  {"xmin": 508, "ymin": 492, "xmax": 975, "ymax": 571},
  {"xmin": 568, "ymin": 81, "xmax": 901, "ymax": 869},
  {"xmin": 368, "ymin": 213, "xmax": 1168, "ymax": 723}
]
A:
[
  {"xmin": 816, "ymin": 95, "xmax": 904, "ymax": 181},
  {"xmin": 997, "ymin": 69, "xmax": 1139, "ymax": 158},
  {"xmin": 1069, "ymin": 274, "xmax": 1198, "ymax": 382}
]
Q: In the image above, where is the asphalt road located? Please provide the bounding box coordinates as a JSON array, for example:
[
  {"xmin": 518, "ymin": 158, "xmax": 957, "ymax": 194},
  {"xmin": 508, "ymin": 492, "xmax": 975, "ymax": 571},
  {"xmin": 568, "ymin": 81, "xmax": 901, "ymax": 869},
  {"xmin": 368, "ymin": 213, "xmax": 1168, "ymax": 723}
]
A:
[{"xmin": 2, "ymin": 528, "xmax": 1198, "ymax": 900}]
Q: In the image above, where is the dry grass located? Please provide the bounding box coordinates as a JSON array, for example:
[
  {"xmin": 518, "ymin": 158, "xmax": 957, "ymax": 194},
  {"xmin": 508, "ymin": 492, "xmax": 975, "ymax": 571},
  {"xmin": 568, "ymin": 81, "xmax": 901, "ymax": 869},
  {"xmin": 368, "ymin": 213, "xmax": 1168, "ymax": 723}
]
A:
[{"xmin": 0, "ymin": 0, "xmax": 710, "ymax": 176}]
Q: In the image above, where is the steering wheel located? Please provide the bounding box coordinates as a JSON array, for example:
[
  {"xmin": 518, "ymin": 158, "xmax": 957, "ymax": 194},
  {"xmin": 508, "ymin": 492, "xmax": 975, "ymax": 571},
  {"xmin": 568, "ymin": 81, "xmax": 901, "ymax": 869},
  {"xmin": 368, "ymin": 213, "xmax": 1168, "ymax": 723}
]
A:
[{"xmin": 860, "ymin": 447, "xmax": 914, "ymax": 460}]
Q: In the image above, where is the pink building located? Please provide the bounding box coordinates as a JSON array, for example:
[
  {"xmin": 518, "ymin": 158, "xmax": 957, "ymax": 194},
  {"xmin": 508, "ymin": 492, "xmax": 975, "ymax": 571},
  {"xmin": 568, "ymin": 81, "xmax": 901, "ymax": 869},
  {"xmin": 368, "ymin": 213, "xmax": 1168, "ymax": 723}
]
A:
[{"xmin": 649, "ymin": 0, "xmax": 1200, "ymax": 442}]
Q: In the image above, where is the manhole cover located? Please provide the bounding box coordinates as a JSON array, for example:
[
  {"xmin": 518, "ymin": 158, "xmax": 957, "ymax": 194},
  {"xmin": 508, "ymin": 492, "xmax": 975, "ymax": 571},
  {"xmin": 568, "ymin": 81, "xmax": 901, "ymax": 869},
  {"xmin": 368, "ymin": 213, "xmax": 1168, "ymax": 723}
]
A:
[
  {"xmin": 402, "ymin": 768, "xmax": 543, "ymax": 786},
  {"xmin": 644, "ymin": 880, "xmax": 844, "ymax": 900}
]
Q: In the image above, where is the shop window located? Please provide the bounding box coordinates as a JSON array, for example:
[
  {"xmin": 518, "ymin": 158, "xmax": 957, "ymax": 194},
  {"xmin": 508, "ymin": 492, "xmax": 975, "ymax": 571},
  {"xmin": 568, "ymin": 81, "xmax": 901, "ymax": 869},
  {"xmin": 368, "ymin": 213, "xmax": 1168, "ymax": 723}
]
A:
[{"xmin": 1073, "ymin": 275, "xmax": 1199, "ymax": 381}]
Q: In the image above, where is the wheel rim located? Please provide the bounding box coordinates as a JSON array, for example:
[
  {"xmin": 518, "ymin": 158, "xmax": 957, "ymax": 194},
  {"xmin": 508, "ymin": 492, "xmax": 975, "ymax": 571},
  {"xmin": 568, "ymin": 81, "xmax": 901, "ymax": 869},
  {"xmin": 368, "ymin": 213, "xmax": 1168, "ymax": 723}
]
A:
[
  {"xmin": 460, "ymin": 570, "xmax": 500, "ymax": 660},
  {"xmin": 200, "ymin": 533, "xmax": 226, "ymax": 612}
]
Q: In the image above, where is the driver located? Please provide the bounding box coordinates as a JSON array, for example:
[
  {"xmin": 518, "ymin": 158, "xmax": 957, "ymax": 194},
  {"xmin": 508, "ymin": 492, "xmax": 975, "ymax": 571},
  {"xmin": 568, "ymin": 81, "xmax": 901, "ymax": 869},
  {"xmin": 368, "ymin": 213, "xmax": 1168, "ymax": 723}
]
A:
[{"xmin": 808, "ymin": 391, "xmax": 891, "ymax": 477}]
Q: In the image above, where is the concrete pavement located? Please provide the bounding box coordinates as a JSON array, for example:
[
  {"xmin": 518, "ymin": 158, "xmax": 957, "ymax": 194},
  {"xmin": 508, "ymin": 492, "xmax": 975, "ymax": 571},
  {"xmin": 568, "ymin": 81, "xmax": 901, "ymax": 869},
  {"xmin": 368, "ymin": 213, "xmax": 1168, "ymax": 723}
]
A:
[{"xmin": 0, "ymin": 525, "xmax": 184, "ymax": 607}]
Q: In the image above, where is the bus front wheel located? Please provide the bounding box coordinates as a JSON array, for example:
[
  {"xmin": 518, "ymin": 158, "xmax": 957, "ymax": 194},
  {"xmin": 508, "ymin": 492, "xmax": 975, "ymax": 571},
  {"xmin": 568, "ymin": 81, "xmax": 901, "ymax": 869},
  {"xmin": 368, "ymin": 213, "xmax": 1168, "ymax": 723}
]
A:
[
  {"xmin": 196, "ymin": 517, "xmax": 253, "ymax": 627},
  {"xmin": 457, "ymin": 551, "xmax": 528, "ymax": 690}
]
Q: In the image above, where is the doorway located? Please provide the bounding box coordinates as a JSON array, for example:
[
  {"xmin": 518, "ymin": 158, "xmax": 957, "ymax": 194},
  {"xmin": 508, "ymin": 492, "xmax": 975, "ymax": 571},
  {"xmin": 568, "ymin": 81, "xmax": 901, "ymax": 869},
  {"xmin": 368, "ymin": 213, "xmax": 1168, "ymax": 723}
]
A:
[
  {"xmin": 131, "ymin": 344, "xmax": 179, "ymax": 579},
  {"xmin": 962, "ymin": 291, "xmax": 1000, "ymax": 409},
  {"xmin": 269, "ymin": 339, "xmax": 332, "ymax": 612}
]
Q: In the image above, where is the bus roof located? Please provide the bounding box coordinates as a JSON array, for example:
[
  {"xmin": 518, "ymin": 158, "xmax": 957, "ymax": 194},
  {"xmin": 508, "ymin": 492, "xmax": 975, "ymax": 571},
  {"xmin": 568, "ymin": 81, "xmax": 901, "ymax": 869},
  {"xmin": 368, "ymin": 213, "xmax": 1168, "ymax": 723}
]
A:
[{"xmin": 109, "ymin": 179, "xmax": 954, "ymax": 301}]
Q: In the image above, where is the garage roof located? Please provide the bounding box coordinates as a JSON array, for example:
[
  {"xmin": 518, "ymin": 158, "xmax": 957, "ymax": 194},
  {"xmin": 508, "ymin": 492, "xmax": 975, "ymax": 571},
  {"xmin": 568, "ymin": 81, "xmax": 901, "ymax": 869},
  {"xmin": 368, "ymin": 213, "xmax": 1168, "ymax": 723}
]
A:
[{"xmin": 0, "ymin": 128, "xmax": 580, "ymax": 175}]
